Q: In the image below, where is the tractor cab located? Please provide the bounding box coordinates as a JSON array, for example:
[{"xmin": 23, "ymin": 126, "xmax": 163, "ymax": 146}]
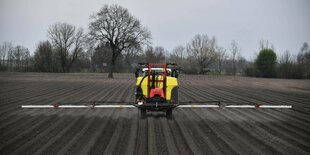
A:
[{"xmin": 135, "ymin": 63, "xmax": 179, "ymax": 118}]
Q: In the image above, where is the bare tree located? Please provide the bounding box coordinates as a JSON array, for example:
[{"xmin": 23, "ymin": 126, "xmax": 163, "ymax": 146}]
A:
[
  {"xmin": 21, "ymin": 49, "xmax": 30, "ymax": 71},
  {"xmin": 143, "ymin": 46, "xmax": 166, "ymax": 63},
  {"xmin": 123, "ymin": 47, "xmax": 142, "ymax": 72},
  {"xmin": 0, "ymin": 44, "xmax": 4, "ymax": 67},
  {"xmin": 297, "ymin": 42, "xmax": 310, "ymax": 78},
  {"xmin": 7, "ymin": 46, "xmax": 14, "ymax": 70},
  {"xmin": 67, "ymin": 28, "xmax": 85, "ymax": 72},
  {"xmin": 144, "ymin": 46, "xmax": 156, "ymax": 63},
  {"xmin": 237, "ymin": 55, "xmax": 247, "ymax": 74},
  {"xmin": 91, "ymin": 43, "xmax": 113, "ymax": 72},
  {"xmin": 280, "ymin": 50, "xmax": 292, "ymax": 64},
  {"xmin": 12, "ymin": 46, "xmax": 23, "ymax": 70},
  {"xmin": 277, "ymin": 50, "xmax": 294, "ymax": 78},
  {"xmin": 154, "ymin": 46, "xmax": 166, "ymax": 63},
  {"xmin": 259, "ymin": 39, "xmax": 275, "ymax": 50},
  {"xmin": 187, "ymin": 34, "xmax": 217, "ymax": 74},
  {"xmin": 170, "ymin": 45, "xmax": 186, "ymax": 69},
  {"xmin": 84, "ymin": 39, "xmax": 98, "ymax": 72},
  {"xmin": 89, "ymin": 4, "xmax": 151, "ymax": 78},
  {"xmin": 216, "ymin": 47, "xmax": 227, "ymax": 74},
  {"xmin": 229, "ymin": 40, "xmax": 241, "ymax": 75},
  {"xmin": 298, "ymin": 42, "xmax": 310, "ymax": 64},
  {"xmin": 34, "ymin": 41, "xmax": 54, "ymax": 72},
  {"xmin": 0, "ymin": 42, "xmax": 13, "ymax": 69},
  {"xmin": 7, "ymin": 45, "xmax": 30, "ymax": 71},
  {"xmin": 48, "ymin": 22, "xmax": 85, "ymax": 72}
]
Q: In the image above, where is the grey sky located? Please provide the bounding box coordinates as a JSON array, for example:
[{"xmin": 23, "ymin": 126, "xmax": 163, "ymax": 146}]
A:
[{"xmin": 1, "ymin": 0, "xmax": 309, "ymax": 60}]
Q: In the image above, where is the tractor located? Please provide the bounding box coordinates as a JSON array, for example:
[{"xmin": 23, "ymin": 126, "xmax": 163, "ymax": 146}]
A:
[{"xmin": 135, "ymin": 63, "xmax": 179, "ymax": 118}]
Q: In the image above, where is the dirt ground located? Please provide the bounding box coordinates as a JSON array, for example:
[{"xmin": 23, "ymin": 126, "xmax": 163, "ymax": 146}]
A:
[{"xmin": 0, "ymin": 73, "xmax": 309, "ymax": 155}]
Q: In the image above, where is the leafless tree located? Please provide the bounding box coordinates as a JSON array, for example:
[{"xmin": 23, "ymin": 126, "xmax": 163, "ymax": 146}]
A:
[
  {"xmin": 170, "ymin": 45, "xmax": 186, "ymax": 69},
  {"xmin": 143, "ymin": 46, "xmax": 166, "ymax": 63},
  {"xmin": 187, "ymin": 34, "xmax": 217, "ymax": 74},
  {"xmin": 84, "ymin": 38, "xmax": 98, "ymax": 72},
  {"xmin": 0, "ymin": 42, "xmax": 13, "ymax": 69},
  {"xmin": 48, "ymin": 22, "xmax": 85, "ymax": 72},
  {"xmin": 154, "ymin": 46, "xmax": 166, "ymax": 63},
  {"xmin": 12, "ymin": 46, "xmax": 23, "ymax": 70},
  {"xmin": 6, "ymin": 45, "xmax": 30, "ymax": 71},
  {"xmin": 67, "ymin": 28, "xmax": 85, "ymax": 72},
  {"xmin": 34, "ymin": 41, "xmax": 54, "ymax": 72},
  {"xmin": 259, "ymin": 39, "xmax": 275, "ymax": 50},
  {"xmin": 277, "ymin": 50, "xmax": 295, "ymax": 78},
  {"xmin": 0, "ymin": 45, "xmax": 4, "ymax": 67},
  {"xmin": 297, "ymin": 42, "xmax": 310, "ymax": 78},
  {"xmin": 143, "ymin": 46, "xmax": 153, "ymax": 62},
  {"xmin": 230, "ymin": 40, "xmax": 241, "ymax": 75},
  {"xmin": 123, "ymin": 47, "xmax": 142, "ymax": 71},
  {"xmin": 91, "ymin": 43, "xmax": 113, "ymax": 72},
  {"xmin": 1, "ymin": 43, "xmax": 30, "ymax": 71},
  {"xmin": 89, "ymin": 4, "xmax": 151, "ymax": 78},
  {"xmin": 237, "ymin": 55, "xmax": 247, "ymax": 74},
  {"xmin": 172, "ymin": 45, "xmax": 186, "ymax": 58},
  {"xmin": 144, "ymin": 46, "xmax": 156, "ymax": 63},
  {"xmin": 21, "ymin": 48, "xmax": 30, "ymax": 71},
  {"xmin": 280, "ymin": 50, "xmax": 292, "ymax": 64},
  {"xmin": 216, "ymin": 47, "xmax": 227, "ymax": 74},
  {"xmin": 298, "ymin": 42, "xmax": 310, "ymax": 64}
]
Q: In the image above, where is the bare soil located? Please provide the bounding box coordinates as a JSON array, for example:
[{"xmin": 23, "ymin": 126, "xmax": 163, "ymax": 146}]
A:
[{"xmin": 0, "ymin": 73, "xmax": 309, "ymax": 155}]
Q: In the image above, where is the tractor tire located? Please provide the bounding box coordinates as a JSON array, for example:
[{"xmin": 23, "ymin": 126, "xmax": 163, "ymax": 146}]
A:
[
  {"xmin": 166, "ymin": 109, "xmax": 173, "ymax": 119},
  {"xmin": 140, "ymin": 109, "xmax": 147, "ymax": 119}
]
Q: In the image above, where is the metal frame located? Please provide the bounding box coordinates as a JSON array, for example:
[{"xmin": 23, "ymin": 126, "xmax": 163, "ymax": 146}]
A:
[
  {"xmin": 21, "ymin": 104, "xmax": 292, "ymax": 109},
  {"xmin": 147, "ymin": 63, "xmax": 167, "ymax": 98}
]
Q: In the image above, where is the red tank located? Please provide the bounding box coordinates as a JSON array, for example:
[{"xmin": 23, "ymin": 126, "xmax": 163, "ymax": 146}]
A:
[{"xmin": 149, "ymin": 88, "xmax": 165, "ymax": 98}]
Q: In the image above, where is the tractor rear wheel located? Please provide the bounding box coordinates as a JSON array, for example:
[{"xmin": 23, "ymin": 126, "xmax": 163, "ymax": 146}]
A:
[
  {"xmin": 140, "ymin": 109, "xmax": 147, "ymax": 119},
  {"xmin": 166, "ymin": 109, "xmax": 173, "ymax": 119}
]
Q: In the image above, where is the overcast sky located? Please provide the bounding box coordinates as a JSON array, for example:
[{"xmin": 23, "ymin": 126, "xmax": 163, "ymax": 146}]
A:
[{"xmin": 1, "ymin": 0, "xmax": 309, "ymax": 60}]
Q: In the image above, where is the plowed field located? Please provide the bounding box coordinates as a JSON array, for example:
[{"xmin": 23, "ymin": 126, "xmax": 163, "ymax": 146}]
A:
[{"xmin": 0, "ymin": 73, "xmax": 309, "ymax": 155}]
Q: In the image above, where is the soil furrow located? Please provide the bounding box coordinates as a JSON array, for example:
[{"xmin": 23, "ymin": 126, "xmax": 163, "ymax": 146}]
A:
[{"xmin": 1, "ymin": 73, "xmax": 309, "ymax": 154}]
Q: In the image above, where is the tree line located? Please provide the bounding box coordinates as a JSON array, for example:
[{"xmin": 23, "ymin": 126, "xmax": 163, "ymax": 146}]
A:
[
  {"xmin": 0, "ymin": 4, "xmax": 309, "ymax": 79},
  {"xmin": 244, "ymin": 41, "xmax": 310, "ymax": 79},
  {"xmin": 0, "ymin": 42, "xmax": 31, "ymax": 71}
]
